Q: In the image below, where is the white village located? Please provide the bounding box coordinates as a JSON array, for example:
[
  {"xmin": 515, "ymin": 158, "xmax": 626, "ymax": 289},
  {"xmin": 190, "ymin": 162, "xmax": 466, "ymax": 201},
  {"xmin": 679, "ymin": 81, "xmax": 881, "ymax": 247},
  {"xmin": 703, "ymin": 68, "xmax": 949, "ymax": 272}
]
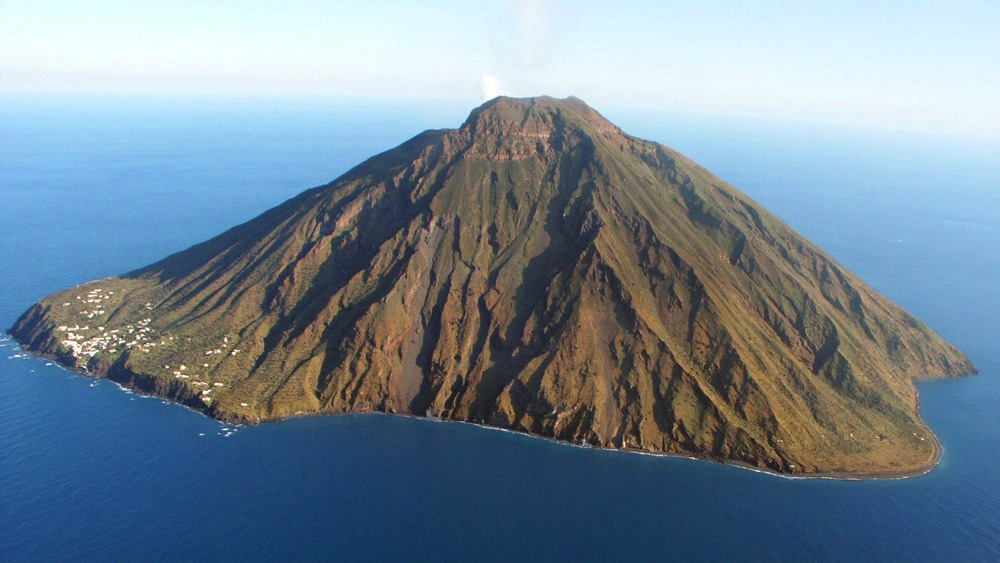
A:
[{"xmin": 55, "ymin": 286, "xmax": 242, "ymax": 407}]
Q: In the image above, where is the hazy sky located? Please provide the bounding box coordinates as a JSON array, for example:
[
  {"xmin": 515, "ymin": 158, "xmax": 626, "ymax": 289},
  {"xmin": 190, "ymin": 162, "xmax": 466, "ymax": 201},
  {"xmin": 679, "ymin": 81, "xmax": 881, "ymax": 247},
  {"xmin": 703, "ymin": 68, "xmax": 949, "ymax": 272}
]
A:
[{"xmin": 2, "ymin": 0, "xmax": 998, "ymax": 137}]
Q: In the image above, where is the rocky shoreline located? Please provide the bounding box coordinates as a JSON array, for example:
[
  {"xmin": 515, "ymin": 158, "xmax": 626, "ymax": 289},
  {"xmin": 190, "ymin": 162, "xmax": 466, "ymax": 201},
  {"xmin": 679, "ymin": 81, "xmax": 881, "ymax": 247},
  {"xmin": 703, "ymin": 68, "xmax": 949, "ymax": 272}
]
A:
[{"xmin": 9, "ymin": 330, "xmax": 948, "ymax": 480}]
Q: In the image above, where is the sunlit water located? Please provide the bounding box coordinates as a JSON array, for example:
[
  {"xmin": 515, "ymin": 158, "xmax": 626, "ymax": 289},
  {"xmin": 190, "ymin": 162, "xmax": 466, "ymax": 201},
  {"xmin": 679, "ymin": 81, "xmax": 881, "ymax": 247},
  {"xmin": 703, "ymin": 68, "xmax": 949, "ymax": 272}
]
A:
[{"xmin": 2, "ymin": 95, "xmax": 998, "ymax": 561}]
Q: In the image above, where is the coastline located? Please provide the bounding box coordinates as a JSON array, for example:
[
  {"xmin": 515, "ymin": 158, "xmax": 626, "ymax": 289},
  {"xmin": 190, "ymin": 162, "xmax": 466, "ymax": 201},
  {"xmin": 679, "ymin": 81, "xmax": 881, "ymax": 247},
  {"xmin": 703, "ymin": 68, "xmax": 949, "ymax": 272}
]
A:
[{"xmin": 7, "ymin": 332, "xmax": 950, "ymax": 482}]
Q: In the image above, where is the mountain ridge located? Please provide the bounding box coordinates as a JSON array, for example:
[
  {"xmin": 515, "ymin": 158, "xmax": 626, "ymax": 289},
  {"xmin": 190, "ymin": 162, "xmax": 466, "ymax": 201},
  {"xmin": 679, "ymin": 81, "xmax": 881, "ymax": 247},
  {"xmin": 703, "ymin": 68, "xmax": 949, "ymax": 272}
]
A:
[{"xmin": 10, "ymin": 96, "xmax": 975, "ymax": 477}]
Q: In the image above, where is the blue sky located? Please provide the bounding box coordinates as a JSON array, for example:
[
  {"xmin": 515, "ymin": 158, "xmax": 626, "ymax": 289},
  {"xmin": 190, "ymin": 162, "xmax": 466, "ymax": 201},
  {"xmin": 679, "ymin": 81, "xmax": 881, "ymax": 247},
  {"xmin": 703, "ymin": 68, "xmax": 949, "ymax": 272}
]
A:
[{"xmin": 1, "ymin": 0, "xmax": 997, "ymax": 137}]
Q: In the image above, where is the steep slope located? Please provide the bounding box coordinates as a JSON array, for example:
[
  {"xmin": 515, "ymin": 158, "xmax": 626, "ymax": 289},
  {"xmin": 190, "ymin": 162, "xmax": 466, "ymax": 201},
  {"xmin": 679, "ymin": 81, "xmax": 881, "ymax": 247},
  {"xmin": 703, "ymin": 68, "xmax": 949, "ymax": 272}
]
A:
[{"xmin": 11, "ymin": 96, "xmax": 975, "ymax": 476}]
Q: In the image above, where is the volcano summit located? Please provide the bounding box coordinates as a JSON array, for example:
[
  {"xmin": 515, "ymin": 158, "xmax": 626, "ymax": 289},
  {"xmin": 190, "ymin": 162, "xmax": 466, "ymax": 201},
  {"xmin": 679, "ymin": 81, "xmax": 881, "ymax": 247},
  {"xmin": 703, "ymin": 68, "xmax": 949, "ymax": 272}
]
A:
[{"xmin": 11, "ymin": 96, "xmax": 975, "ymax": 476}]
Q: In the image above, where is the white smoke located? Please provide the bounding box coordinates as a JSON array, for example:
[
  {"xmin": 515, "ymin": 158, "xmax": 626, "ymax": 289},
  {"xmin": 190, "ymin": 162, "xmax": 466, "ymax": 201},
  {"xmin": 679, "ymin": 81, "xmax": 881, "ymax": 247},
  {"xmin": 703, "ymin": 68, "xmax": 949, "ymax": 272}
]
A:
[
  {"xmin": 479, "ymin": 74, "xmax": 505, "ymax": 101},
  {"xmin": 509, "ymin": 0, "xmax": 554, "ymax": 66},
  {"xmin": 475, "ymin": 1, "xmax": 573, "ymax": 101}
]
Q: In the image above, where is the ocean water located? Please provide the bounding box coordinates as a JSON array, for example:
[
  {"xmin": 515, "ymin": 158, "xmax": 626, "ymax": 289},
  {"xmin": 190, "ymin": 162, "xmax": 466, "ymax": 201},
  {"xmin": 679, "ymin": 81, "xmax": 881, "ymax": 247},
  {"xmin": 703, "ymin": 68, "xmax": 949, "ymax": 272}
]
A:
[{"xmin": 1, "ymin": 95, "xmax": 999, "ymax": 561}]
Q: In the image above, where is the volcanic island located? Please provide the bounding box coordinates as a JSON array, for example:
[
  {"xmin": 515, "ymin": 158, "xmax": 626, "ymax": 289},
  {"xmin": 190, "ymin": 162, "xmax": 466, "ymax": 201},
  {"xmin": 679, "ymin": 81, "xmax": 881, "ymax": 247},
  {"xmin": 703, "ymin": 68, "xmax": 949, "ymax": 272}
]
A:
[{"xmin": 11, "ymin": 96, "xmax": 976, "ymax": 477}]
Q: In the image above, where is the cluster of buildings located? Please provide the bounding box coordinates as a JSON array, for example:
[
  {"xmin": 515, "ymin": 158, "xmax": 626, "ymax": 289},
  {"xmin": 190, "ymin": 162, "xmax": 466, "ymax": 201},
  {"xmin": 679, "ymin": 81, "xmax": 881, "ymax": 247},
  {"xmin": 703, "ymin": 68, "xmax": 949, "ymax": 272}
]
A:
[
  {"xmin": 55, "ymin": 287, "xmax": 248, "ymax": 409},
  {"xmin": 57, "ymin": 288, "xmax": 159, "ymax": 360}
]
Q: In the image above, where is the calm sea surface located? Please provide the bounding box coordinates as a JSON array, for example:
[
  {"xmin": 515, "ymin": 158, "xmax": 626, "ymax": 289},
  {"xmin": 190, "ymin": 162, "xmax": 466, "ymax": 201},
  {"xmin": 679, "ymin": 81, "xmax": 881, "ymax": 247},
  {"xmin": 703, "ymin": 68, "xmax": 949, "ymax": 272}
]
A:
[{"xmin": 2, "ymin": 95, "xmax": 998, "ymax": 561}]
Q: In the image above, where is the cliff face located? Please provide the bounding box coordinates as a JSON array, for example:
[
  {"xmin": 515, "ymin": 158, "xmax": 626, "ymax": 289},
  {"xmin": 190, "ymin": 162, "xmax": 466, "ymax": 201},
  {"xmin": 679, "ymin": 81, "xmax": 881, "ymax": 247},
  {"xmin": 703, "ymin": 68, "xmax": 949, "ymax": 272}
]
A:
[{"xmin": 11, "ymin": 96, "xmax": 975, "ymax": 476}]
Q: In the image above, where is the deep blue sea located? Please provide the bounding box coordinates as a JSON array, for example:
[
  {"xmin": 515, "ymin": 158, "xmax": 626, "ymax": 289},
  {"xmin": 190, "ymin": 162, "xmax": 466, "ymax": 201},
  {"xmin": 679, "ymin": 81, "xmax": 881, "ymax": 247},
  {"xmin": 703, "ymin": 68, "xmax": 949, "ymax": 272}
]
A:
[{"xmin": 2, "ymin": 94, "xmax": 999, "ymax": 561}]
